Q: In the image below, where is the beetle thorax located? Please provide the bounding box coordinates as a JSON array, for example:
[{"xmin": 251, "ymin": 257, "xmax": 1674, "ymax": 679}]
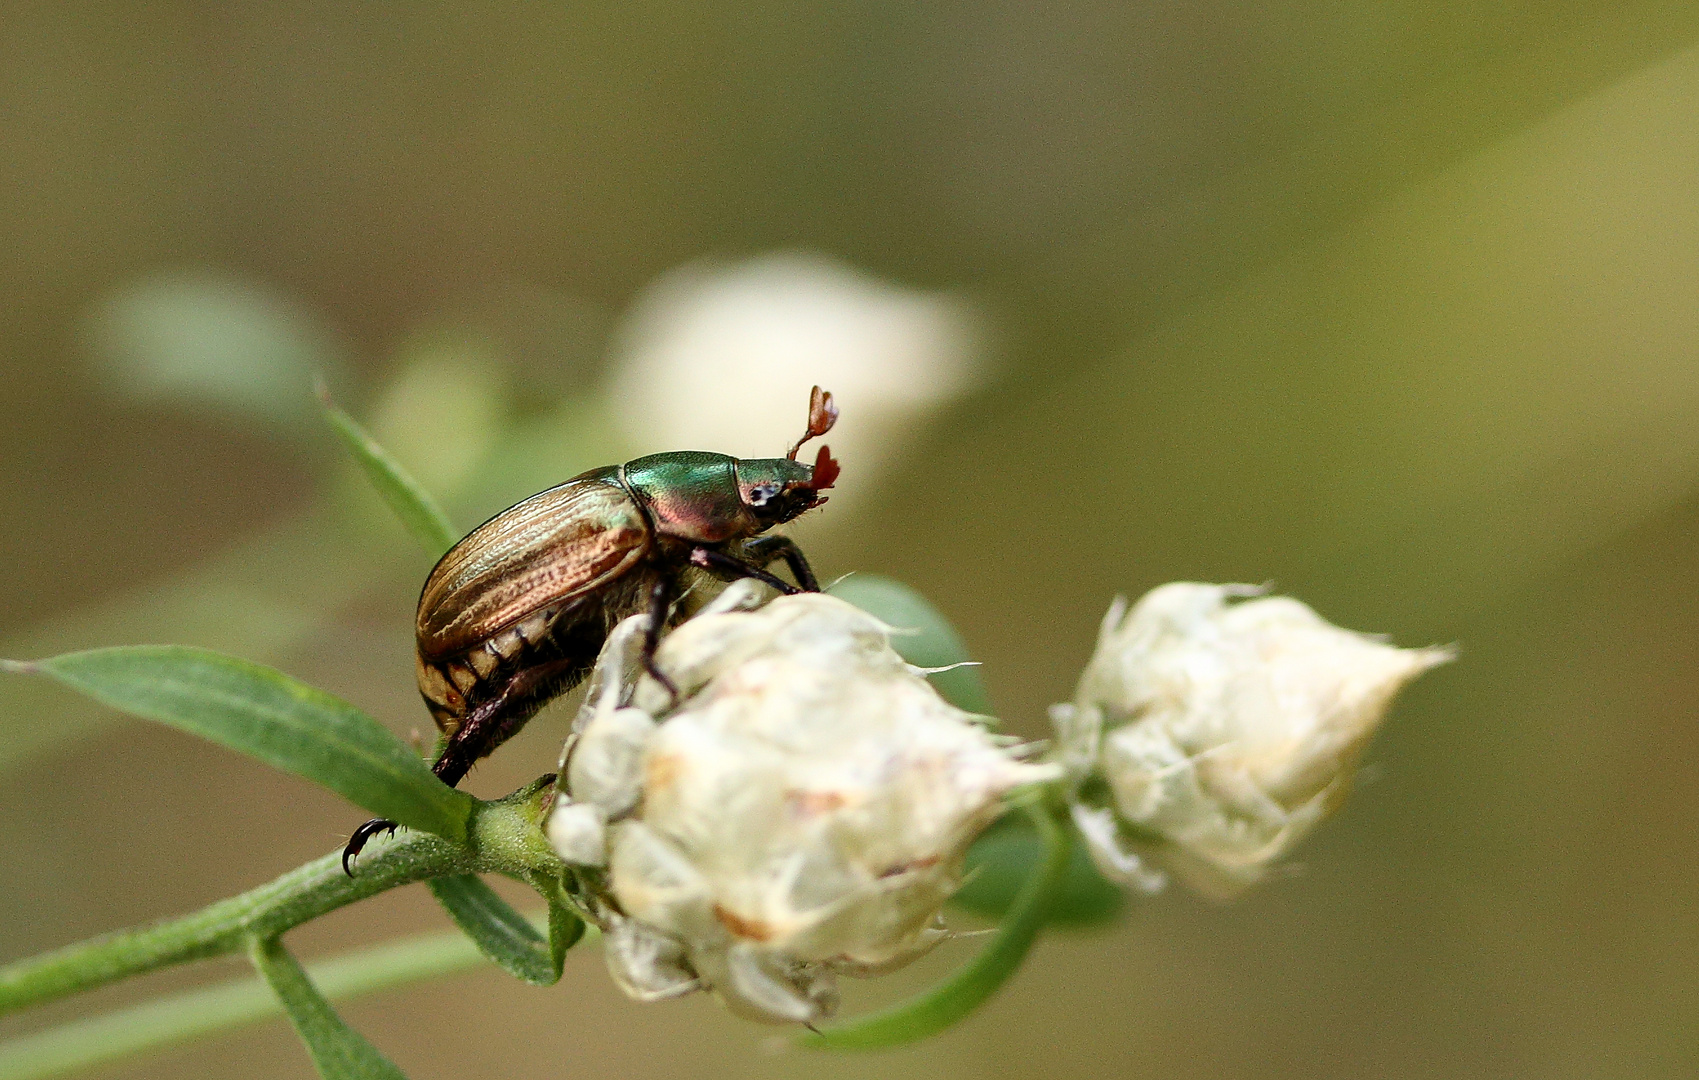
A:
[{"xmin": 621, "ymin": 452, "xmax": 760, "ymax": 544}]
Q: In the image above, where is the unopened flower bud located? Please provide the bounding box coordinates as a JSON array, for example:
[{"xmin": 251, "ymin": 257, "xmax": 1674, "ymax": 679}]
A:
[
  {"xmin": 544, "ymin": 802, "xmax": 607, "ymax": 867},
  {"xmin": 567, "ymin": 706, "xmax": 655, "ymax": 818},
  {"xmin": 1061, "ymin": 583, "xmax": 1453, "ymax": 899},
  {"xmin": 546, "ymin": 583, "xmax": 1059, "ymax": 1023},
  {"xmin": 602, "ymin": 914, "xmax": 700, "ymax": 1002}
]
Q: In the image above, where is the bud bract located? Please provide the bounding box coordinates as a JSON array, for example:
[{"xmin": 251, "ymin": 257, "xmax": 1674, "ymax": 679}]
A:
[
  {"xmin": 545, "ymin": 581, "xmax": 1059, "ymax": 1023},
  {"xmin": 1060, "ymin": 583, "xmax": 1453, "ymax": 898}
]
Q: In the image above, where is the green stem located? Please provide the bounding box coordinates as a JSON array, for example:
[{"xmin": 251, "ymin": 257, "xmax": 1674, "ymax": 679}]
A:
[
  {"xmin": 0, "ymin": 782, "xmax": 562, "ymax": 1016},
  {"xmin": 0, "ymin": 913, "xmax": 603, "ymax": 1080},
  {"xmin": 0, "ymin": 925, "xmax": 497, "ymax": 1080}
]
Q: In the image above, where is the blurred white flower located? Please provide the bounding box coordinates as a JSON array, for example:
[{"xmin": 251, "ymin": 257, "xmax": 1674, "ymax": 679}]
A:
[
  {"xmin": 1059, "ymin": 583, "xmax": 1453, "ymax": 899},
  {"xmin": 545, "ymin": 581, "xmax": 1058, "ymax": 1023},
  {"xmin": 604, "ymin": 252, "xmax": 986, "ymax": 509}
]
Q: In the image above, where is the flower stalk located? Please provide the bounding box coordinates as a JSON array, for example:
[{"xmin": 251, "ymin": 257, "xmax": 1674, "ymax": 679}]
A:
[
  {"xmin": 0, "ymin": 923, "xmax": 508, "ymax": 1080},
  {"xmin": 0, "ymin": 780, "xmax": 564, "ymax": 1016}
]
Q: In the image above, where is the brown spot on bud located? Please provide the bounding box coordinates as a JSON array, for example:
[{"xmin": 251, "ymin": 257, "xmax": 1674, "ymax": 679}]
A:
[
  {"xmin": 785, "ymin": 789, "xmax": 848, "ymax": 816},
  {"xmin": 714, "ymin": 904, "xmax": 776, "ymax": 942},
  {"xmin": 645, "ymin": 751, "xmax": 683, "ymax": 796},
  {"xmin": 878, "ymin": 855, "xmax": 940, "ymax": 879}
]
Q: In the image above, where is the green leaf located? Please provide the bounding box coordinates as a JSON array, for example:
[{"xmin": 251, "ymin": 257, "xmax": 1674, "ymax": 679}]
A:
[
  {"xmin": 427, "ymin": 876, "xmax": 561, "ymax": 986},
  {"xmin": 317, "ymin": 379, "xmax": 461, "ymax": 560},
  {"xmin": 2, "ymin": 647, "xmax": 471, "ymax": 843},
  {"xmin": 86, "ymin": 270, "xmax": 349, "ymax": 435},
  {"xmin": 803, "ymin": 803, "xmax": 1073, "ymax": 1050},
  {"xmin": 827, "ymin": 574, "xmax": 992, "ymax": 716},
  {"xmin": 951, "ymin": 814, "xmax": 1125, "ymax": 926},
  {"xmin": 249, "ymin": 937, "xmax": 408, "ymax": 1080}
]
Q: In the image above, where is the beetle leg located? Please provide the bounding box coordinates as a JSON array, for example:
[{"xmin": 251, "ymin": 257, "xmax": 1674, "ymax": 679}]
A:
[
  {"xmin": 738, "ymin": 535, "xmax": 821, "ymax": 592},
  {"xmin": 641, "ymin": 578, "xmax": 682, "ymax": 707},
  {"xmin": 428, "ymin": 656, "xmax": 587, "ymax": 789},
  {"xmin": 689, "ymin": 546, "xmax": 804, "ymax": 595},
  {"xmin": 342, "ymin": 817, "xmax": 400, "ymax": 876}
]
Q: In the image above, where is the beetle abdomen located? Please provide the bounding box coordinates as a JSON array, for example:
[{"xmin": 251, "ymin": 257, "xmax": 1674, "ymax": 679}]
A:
[
  {"xmin": 414, "ymin": 566, "xmax": 665, "ymax": 783},
  {"xmin": 416, "ymin": 600, "xmax": 564, "ymax": 734}
]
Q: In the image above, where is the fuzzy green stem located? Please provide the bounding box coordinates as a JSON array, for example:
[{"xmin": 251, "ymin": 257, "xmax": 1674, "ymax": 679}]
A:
[
  {"xmin": 0, "ymin": 925, "xmax": 496, "ymax": 1080},
  {"xmin": 0, "ymin": 782, "xmax": 562, "ymax": 1016}
]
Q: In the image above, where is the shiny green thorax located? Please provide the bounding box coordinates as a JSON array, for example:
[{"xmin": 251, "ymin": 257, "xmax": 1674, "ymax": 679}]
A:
[{"xmin": 620, "ymin": 451, "xmax": 817, "ymax": 544}]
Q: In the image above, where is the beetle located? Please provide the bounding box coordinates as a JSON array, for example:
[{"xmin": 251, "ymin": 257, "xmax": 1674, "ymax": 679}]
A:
[{"xmin": 343, "ymin": 386, "xmax": 841, "ymax": 872}]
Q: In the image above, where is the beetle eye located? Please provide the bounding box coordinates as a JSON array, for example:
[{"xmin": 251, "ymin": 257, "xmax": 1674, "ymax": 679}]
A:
[{"xmin": 747, "ymin": 483, "xmax": 781, "ymax": 507}]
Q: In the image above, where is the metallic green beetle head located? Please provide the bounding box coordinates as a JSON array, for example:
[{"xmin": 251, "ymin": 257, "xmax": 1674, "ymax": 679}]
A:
[
  {"xmin": 735, "ymin": 386, "xmax": 841, "ymax": 528},
  {"xmin": 625, "ymin": 387, "xmax": 840, "ymax": 543},
  {"xmin": 735, "ymin": 451, "xmax": 836, "ymax": 527}
]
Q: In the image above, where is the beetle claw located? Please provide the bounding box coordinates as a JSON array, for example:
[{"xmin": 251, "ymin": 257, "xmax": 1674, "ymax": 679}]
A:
[{"xmin": 342, "ymin": 818, "xmax": 400, "ymax": 876}]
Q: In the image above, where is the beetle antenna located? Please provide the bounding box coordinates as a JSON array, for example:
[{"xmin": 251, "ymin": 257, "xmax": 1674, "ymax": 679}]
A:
[
  {"xmin": 809, "ymin": 444, "xmax": 840, "ymax": 491},
  {"xmin": 787, "ymin": 386, "xmax": 839, "ymax": 460}
]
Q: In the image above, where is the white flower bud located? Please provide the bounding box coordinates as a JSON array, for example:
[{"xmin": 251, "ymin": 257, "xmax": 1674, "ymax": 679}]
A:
[
  {"xmin": 547, "ymin": 589, "xmax": 1059, "ymax": 1023},
  {"xmin": 1063, "ymin": 583, "xmax": 1453, "ymax": 899},
  {"xmin": 602, "ymin": 914, "xmax": 701, "ymax": 1002},
  {"xmin": 567, "ymin": 706, "xmax": 655, "ymax": 819},
  {"xmin": 544, "ymin": 801, "xmax": 607, "ymax": 867},
  {"xmin": 606, "ymin": 819, "xmax": 718, "ymax": 944}
]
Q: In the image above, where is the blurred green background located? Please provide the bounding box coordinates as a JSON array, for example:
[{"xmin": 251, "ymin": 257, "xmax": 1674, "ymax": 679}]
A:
[{"xmin": 4, "ymin": 2, "xmax": 1698, "ymax": 1077}]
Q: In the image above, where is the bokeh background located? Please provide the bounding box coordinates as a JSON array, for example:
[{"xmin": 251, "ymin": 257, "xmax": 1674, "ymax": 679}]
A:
[{"xmin": 4, "ymin": 3, "xmax": 1699, "ymax": 1078}]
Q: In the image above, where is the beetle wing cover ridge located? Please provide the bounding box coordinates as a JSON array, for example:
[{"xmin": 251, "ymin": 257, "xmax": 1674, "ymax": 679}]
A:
[{"xmin": 417, "ymin": 473, "xmax": 650, "ymax": 659}]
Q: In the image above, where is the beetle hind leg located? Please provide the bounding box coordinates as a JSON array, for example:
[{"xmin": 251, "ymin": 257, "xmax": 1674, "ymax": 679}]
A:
[{"xmin": 427, "ymin": 655, "xmax": 590, "ymax": 790}]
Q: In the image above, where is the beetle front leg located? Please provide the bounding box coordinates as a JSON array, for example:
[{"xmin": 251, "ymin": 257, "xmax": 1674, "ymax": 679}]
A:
[
  {"xmin": 689, "ymin": 546, "xmax": 804, "ymax": 595},
  {"xmin": 738, "ymin": 534, "xmax": 821, "ymax": 592}
]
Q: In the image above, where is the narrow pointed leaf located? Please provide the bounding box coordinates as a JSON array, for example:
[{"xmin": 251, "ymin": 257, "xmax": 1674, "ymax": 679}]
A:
[
  {"xmin": 3, "ymin": 647, "xmax": 470, "ymax": 842},
  {"xmin": 317, "ymin": 380, "xmax": 460, "ymax": 560},
  {"xmin": 828, "ymin": 574, "xmax": 992, "ymax": 716},
  {"xmin": 427, "ymin": 876, "xmax": 559, "ymax": 986},
  {"xmin": 249, "ymin": 937, "xmax": 408, "ymax": 1080},
  {"xmin": 803, "ymin": 804, "xmax": 1073, "ymax": 1050}
]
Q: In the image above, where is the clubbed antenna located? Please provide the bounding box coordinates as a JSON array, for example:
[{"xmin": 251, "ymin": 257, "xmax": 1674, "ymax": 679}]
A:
[
  {"xmin": 810, "ymin": 444, "xmax": 840, "ymax": 491},
  {"xmin": 787, "ymin": 386, "xmax": 839, "ymax": 460}
]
